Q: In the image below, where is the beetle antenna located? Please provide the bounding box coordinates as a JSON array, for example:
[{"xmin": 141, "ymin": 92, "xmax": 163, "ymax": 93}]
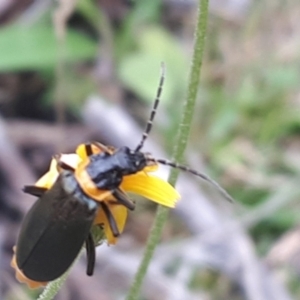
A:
[
  {"xmin": 150, "ymin": 158, "xmax": 234, "ymax": 203},
  {"xmin": 85, "ymin": 233, "xmax": 95, "ymax": 276},
  {"xmin": 135, "ymin": 63, "xmax": 165, "ymax": 152}
]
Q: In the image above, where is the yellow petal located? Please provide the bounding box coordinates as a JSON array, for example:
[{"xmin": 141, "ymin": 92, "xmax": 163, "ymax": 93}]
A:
[
  {"xmin": 121, "ymin": 172, "xmax": 180, "ymax": 207},
  {"xmin": 143, "ymin": 164, "xmax": 159, "ymax": 172},
  {"xmin": 76, "ymin": 143, "xmax": 114, "ymax": 159},
  {"xmin": 59, "ymin": 153, "xmax": 82, "ymax": 169},
  {"xmin": 76, "ymin": 144, "xmax": 99, "ymax": 159},
  {"xmin": 35, "ymin": 158, "xmax": 59, "ymax": 189},
  {"xmin": 35, "ymin": 154, "xmax": 81, "ymax": 189},
  {"xmin": 94, "ymin": 202, "xmax": 128, "ymax": 245}
]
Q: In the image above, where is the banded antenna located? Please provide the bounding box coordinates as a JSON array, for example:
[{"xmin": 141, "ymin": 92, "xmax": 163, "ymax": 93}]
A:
[
  {"xmin": 135, "ymin": 62, "xmax": 165, "ymax": 152},
  {"xmin": 148, "ymin": 158, "xmax": 234, "ymax": 203},
  {"xmin": 136, "ymin": 63, "xmax": 233, "ymax": 203}
]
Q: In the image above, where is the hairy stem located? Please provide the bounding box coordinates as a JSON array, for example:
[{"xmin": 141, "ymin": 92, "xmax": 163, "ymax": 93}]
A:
[{"xmin": 126, "ymin": 1, "xmax": 210, "ymax": 299}]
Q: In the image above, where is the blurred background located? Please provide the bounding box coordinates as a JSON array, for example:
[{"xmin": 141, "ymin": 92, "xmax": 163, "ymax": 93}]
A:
[{"xmin": 0, "ymin": 0, "xmax": 300, "ymax": 299}]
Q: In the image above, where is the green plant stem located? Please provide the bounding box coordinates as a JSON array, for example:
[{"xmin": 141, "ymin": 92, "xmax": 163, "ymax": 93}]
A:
[
  {"xmin": 37, "ymin": 269, "xmax": 70, "ymax": 300},
  {"xmin": 125, "ymin": 1, "xmax": 210, "ymax": 299}
]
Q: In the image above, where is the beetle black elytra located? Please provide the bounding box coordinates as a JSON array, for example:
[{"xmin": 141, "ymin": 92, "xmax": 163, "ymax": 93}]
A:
[
  {"xmin": 16, "ymin": 171, "xmax": 99, "ymax": 281},
  {"xmin": 14, "ymin": 63, "xmax": 233, "ymax": 286}
]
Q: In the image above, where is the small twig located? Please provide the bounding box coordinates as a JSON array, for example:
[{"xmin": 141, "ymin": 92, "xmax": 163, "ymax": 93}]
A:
[{"xmin": 7, "ymin": 120, "xmax": 93, "ymax": 152}]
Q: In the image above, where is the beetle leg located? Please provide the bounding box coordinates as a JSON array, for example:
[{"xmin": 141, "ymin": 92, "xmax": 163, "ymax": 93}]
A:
[
  {"xmin": 85, "ymin": 233, "xmax": 95, "ymax": 276},
  {"xmin": 23, "ymin": 186, "xmax": 48, "ymax": 197},
  {"xmin": 100, "ymin": 202, "xmax": 120, "ymax": 237},
  {"xmin": 84, "ymin": 144, "xmax": 94, "ymax": 156},
  {"xmin": 112, "ymin": 189, "xmax": 135, "ymax": 211},
  {"xmin": 80, "ymin": 142, "xmax": 113, "ymax": 158},
  {"xmin": 91, "ymin": 141, "xmax": 115, "ymax": 154}
]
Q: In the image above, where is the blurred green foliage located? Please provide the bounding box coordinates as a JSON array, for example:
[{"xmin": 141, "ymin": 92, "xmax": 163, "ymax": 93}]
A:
[
  {"xmin": 2, "ymin": 0, "xmax": 300, "ymax": 298},
  {"xmin": 119, "ymin": 26, "xmax": 188, "ymax": 105},
  {"xmin": 0, "ymin": 25, "xmax": 97, "ymax": 71}
]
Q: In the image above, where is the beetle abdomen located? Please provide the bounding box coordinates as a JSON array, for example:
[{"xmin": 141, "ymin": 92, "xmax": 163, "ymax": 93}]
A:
[{"xmin": 16, "ymin": 173, "xmax": 98, "ymax": 281}]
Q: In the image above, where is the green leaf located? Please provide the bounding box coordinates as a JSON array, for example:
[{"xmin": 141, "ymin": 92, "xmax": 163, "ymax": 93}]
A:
[
  {"xmin": 119, "ymin": 26, "xmax": 188, "ymax": 104},
  {"xmin": 0, "ymin": 25, "xmax": 97, "ymax": 72}
]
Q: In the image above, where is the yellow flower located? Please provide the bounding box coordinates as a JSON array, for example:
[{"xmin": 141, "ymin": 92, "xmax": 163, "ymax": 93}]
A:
[
  {"xmin": 12, "ymin": 143, "xmax": 180, "ymax": 288},
  {"xmin": 36, "ymin": 145, "xmax": 180, "ymax": 244}
]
